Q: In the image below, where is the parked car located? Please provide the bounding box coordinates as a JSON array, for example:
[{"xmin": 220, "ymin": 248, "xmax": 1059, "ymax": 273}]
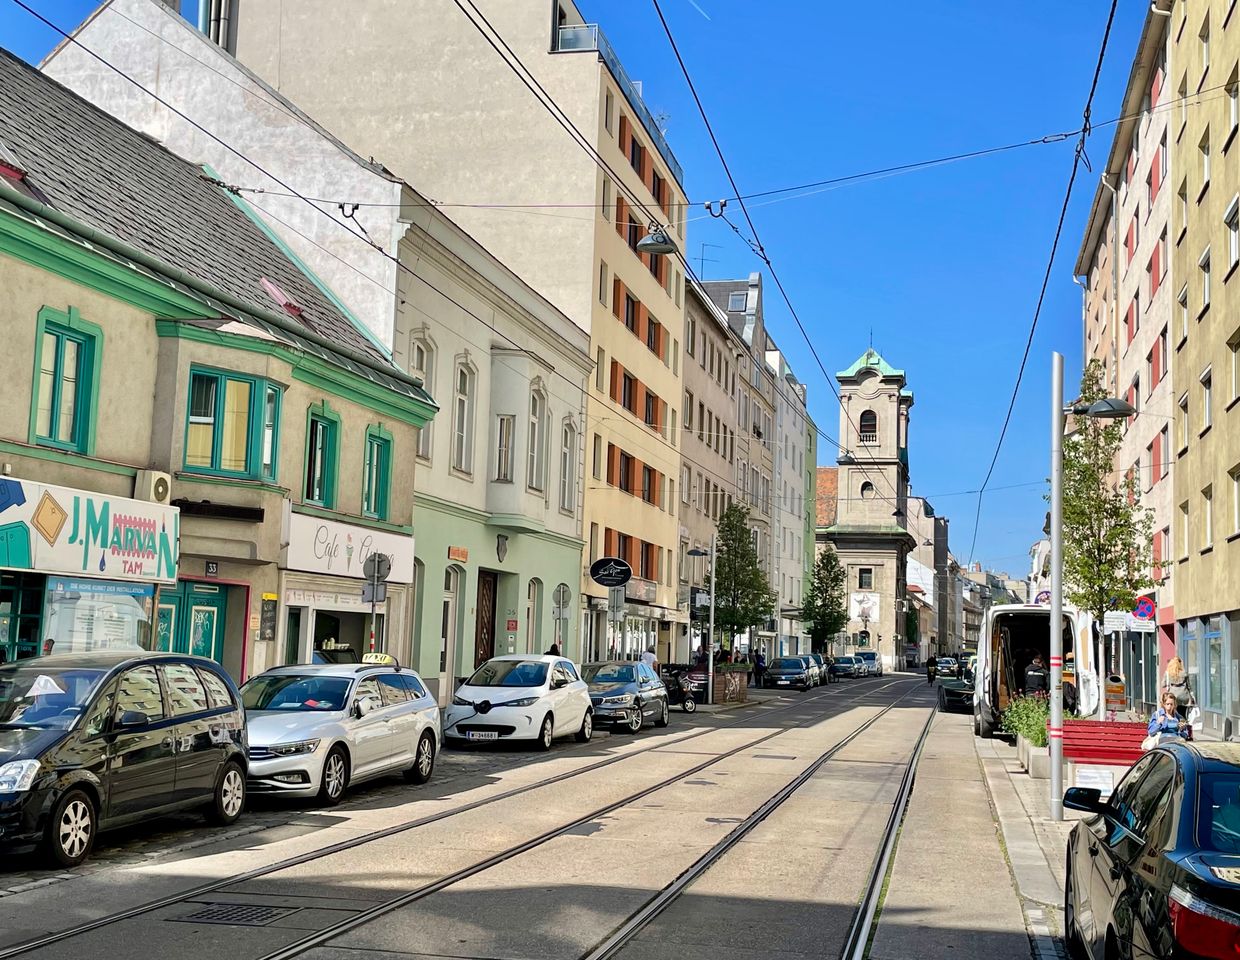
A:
[
  {"xmin": 805, "ymin": 654, "xmax": 829, "ymax": 685},
  {"xmin": 937, "ymin": 657, "xmax": 958, "ymax": 678},
  {"xmin": 829, "ymin": 656, "xmax": 858, "ymax": 680},
  {"xmin": 856, "ymin": 651, "xmax": 883, "ymax": 677},
  {"xmin": 763, "ymin": 657, "xmax": 812, "ymax": 691},
  {"xmin": 0, "ymin": 651, "xmax": 246, "ymax": 867},
  {"xmin": 444, "ymin": 655, "xmax": 592, "ymax": 750},
  {"xmin": 582, "ymin": 661, "xmax": 669, "ymax": 733},
  {"xmin": 1063, "ymin": 741, "xmax": 1240, "ymax": 960},
  {"xmin": 853, "ymin": 656, "xmax": 871, "ymax": 678},
  {"xmin": 240, "ymin": 661, "xmax": 440, "ymax": 806},
  {"xmin": 798, "ymin": 656, "xmax": 822, "ymax": 687}
]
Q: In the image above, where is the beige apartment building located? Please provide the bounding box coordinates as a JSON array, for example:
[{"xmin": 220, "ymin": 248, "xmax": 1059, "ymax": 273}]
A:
[
  {"xmin": 229, "ymin": 0, "xmax": 690, "ymax": 663},
  {"xmin": 1075, "ymin": 7, "xmax": 1175, "ymax": 714},
  {"xmin": 1168, "ymin": 0, "xmax": 1240, "ymax": 735}
]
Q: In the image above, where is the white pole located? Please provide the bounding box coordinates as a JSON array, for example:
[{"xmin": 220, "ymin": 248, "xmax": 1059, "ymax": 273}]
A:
[
  {"xmin": 707, "ymin": 533, "xmax": 717, "ymax": 706},
  {"xmin": 1050, "ymin": 352, "xmax": 1065, "ymax": 822}
]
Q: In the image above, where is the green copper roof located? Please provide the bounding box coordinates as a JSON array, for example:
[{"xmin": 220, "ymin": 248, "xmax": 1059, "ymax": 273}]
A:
[{"xmin": 836, "ymin": 348, "xmax": 904, "ymax": 380}]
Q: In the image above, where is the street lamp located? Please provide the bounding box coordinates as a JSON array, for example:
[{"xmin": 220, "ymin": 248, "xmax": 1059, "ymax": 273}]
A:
[
  {"xmin": 689, "ymin": 537, "xmax": 716, "ymax": 706},
  {"xmin": 636, "ymin": 225, "xmax": 678, "ymax": 257},
  {"xmin": 1049, "ymin": 351, "xmax": 1135, "ymax": 822}
]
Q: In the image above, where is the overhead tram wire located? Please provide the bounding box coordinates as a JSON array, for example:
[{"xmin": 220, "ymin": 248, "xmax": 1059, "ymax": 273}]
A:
[{"xmin": 964, "ymin": 0, "xmax": 1121, "ymax": 565}]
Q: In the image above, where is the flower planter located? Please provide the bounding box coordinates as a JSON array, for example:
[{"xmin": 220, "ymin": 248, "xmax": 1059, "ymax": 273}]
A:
[{"xmin": 1016, "ymin": 732, "xmax": 1050, "ymax": 779}]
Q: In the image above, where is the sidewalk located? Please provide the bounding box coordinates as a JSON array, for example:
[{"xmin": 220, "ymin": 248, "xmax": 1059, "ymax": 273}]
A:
[{"xmin": 693, "ymin": 687, "xmax": 786, "ymax": 713}]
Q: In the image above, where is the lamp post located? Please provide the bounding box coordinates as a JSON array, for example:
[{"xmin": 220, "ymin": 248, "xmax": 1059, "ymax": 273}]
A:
[
  {"xmin": 1049, "ymin": 351, "xmax": 1135, "ymax": 821},
  {"xmin": 689, "ymin": 537, "xmax": 717, "ymax": 706}
]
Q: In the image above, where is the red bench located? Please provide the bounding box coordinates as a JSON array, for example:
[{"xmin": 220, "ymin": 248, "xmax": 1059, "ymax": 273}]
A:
[{"xmin": 1057, "ymin": 719, "xmax": 1147, "ymax": 767}]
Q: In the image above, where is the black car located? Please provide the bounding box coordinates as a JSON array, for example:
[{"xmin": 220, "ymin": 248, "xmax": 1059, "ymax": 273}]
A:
[
  {"xmin": 1064, "ymin": 741, "xmax": 1240, "ymax": 959},
  {"xmin": 583, "ymin": 661, "xmax": 669, "ymax": 732},
  {"xmin": 764, "ymin": 657, "xmax": 811, "ymax": 691},
  {"xmin": 0, "ymin": 651, "xmax": 247, "ymax": 866}
]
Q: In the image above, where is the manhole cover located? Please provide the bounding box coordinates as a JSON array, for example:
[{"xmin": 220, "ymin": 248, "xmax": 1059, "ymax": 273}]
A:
[{"xmin": 174, "ymin": 904, "xmax": 298, "ymax": 926}]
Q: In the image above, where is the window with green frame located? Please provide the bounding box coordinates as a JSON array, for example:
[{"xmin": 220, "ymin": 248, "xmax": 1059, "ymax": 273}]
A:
[
  {"xmin": 304, "ymin": 401, "xmax": 340, "ymax": 507},
  {"xmin": 184, "ymin": 368, "xmax": 281, "ymax": 480},
  {"xmin": 29, "ymin": 306, "xmax": 103, "ymax": 454},
  {"xmin": 362, "ymin": 425, "xmax": 393, "ymax": 519}
]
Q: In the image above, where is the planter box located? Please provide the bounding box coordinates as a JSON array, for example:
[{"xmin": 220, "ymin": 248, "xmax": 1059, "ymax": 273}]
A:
[
  {"xmin": 1016, "ymin": 733, "xmax": 1050, "ymax": 779},
  {"xmin": 712, "ymin": 669, "xmax": 749, "ymax": 704}
]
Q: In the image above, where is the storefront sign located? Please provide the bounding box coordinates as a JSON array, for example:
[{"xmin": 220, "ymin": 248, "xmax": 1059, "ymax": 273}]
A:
[
  {"xmin": 448, "ymin": 546, "xmax": 469, "ymax": 563},
  {"xmin": 590, "ymin": 557, "xmax": 632, "ymax": 587},
  {"xmin": 259, "ymin": 594, "xmax": 278, "ymax": 643},
  {"xmin": 625, "ymin": 577, "xmax": 656, "ymax": 603},
  {"xmin": 0, "ymin": 477, "xmax": 178, "ymax": 583},
  {"xmin": 286, "ymin": 513, "xmax": 413, "ymax": 583}
]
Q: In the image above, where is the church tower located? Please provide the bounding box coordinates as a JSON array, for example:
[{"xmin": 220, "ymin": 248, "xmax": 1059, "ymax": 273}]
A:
[{"xmin": 821, "ymin": 349, "xmax": 916, "ymax": 671}]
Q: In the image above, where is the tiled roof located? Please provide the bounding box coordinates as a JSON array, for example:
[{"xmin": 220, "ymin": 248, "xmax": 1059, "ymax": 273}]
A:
[{"xmin": 0, "ymin": 47, "xmax": 396, "ymax": 374}]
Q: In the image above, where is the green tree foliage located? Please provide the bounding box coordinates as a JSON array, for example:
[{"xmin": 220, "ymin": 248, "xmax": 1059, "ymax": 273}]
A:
[
  {"xmin": 1058, "ymin": 360, "xmax": 1156, "ymax": 624},
  {"xmin": 802, "ymin": 546, "xmax": 848, "ymax": 652},
  {"xmin": 708, "ymin": 503, "xmax": 777, "ymax": 646}
]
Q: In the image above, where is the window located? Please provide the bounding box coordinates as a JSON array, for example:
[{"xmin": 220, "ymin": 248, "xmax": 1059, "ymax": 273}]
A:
[
  {"xmin": 681, "ymin": 466, "xmax": 690, "ymax": 502},
  {"xmin": 595, "ymin": 347, "xmax": 605, "ymax": 393},
  {"xmin": 377, "ymin": 674, "xmax": 412, "ymax": 705},
  {"xmin": 495, "ymin": 415, "xmax": 515, "ymax": 482},
  {"xmin": 186, "ymin": 369, "xmax": 280, "ymax": 480},
  {"xmin": 641, "ymin": 464, "xmax": 655, "ymax": 504},
  {"xmin": 859, "ymin": 409, "xmax": 878, "ymax": 443},
  {"xmin": 858, "ymin": 568, "xmax": 874, "ymax": 590},
  {"xmin": 33, "ymin": 308, "xmax": 101, "ymax": 454},
  {"xmin": 628, "ymin": 134, "xmax": 645, "ymax": 175},
  {"xmin": 162, "ymin": 663, "xmax": 208, "ymax": 716},
  {"xmin": 116, "ymin": 666, "xmax": 164, "ymax": 722},
  {"xmin": 1179, "ymin": 180, "xmax": 1189, "ymax": 240},
  {"xmin": 1228, "ymin": 198, "xmax": 1240, "ymax": 268},
  {"xmin": 362, "ymin": 426, "xmax": 392, "ymax": 520},
  {"xmin": 623, "ymin": 292, "xmax": 638, "ymax": 333},
  {"xmin": 604, "ymin": 89, "xmax": 614, "ymax": 134},
  {"xmin": 559, "ymin": 422, "xmax": 576, "ymax": 512},
  {"xmin": 1179, "ymin": 392, "xmax": 1190, "ymax": 451},
  {"xmin": 646, "ymin": 317, "xmax": 660, "ymax": 354},
  {"xmin": 452, "ymin": 364, "xmax": 475, "ymax": 473},
  {"xmin": 619, "ymin": 451, "xmax": 634, "ymax": 494},
  {"xmin": 527, "ymin": 391, "xmax": 546, "ymax": 492},
  {"xmin": 644, "ymin": 391, "xmax": 658, "ymax": 428},
  {"xmin": 589, "ymin": 523, "xmax": 598, "ymax": 562},
  {"xmin": 441, "ymin": 567, "xmax": 461, "ymax": 673},
  {"xmin": 411, "ymin": 339, "xmax": 433, "ymax": 460},
  {"xmin": 1181, "ymin": 501, "xmax": 1191, "ymax": 557},
  {"xmin": 1202, "ymin": 368, "xmax": 1214, "ymax": 432},
  {"xmin": 621, "ymin": 372, "xmax": 636, "ymax": 413},
  {"xmin": 1231, "ymin": 336, "xmax": 1240, "ymax": 402},
  {"xmin": 304, "ymin": 403, "xmax": 340, "ymax": 507},
  {"xmin": 598, "ymin": 260, "xmax": 608, "ymax": 305},
  {"xmin": 1230, "ymin": 67, "xmax": 1240, "ymax": 132},
  {"xmin": 626, "ymin": 215, "xmax": 642, "ymax": 254},
  {"xmin": 1201, "ymin": 16, "xmax": 1211, "ymax": 77},
  {"xmin": 591, "ymin": 433, "xmax": 602, "ymax": 480},
  {"xmin": 1178, "ymin": 284, "xmax": 1190, "ymax": 342},
  {"xmin": 1179, "ymin": 73, "xmax": 1189, "ymax": 133},
  {"xmin": 1231, "ymin": 466, "xmax": 1240, "ymax": 537},
  {"xmin": 1160, "ymin": 426, "xmax": 1170, "ymax": 479},
  {"xmin": 260, "ymin": 384, "xmax": 279, "ymax": 481},
  {"xmin": 198, "ymin": 668, "xmax": 234, "ymax": 709},
  {"xmin": 860, "ymin": 481, "xmax": 875, "ymax": 500},
  {"xmin": 602, "ymin": 177, "xmax": 613, "ymax": 221},
  {"xmin": 1204, "ymin": 485, "xmax": 1215, "ymax": 549},
  {"xmin": 727, "ymin": 291, "xmax": 746, "ymax": 312},
  {"xmin": 1201, "ymin": 247, "xmax": 1212, "ymax": 310},
  {"xmin": 1201, "ymin": 128, "xmax": 1212, "ymax": 189}
]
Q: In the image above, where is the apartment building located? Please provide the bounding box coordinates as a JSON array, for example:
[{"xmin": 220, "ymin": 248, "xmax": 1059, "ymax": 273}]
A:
[
  {"xmin": 1075, "ymin": 7, "xmax": 1175, "ymax": 716},
  {"xmin": 1168, "ymin": 0, "xmax": 1240, "ymax": 736},
  {"xmin": 227, "ymin": 0, "xmax": 690, "ymax": 661}
]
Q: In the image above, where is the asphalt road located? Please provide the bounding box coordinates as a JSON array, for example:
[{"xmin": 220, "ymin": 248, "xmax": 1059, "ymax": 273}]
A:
[{"xmin": 0, "ymin": 675, "xmax": 939, "ymax": 960}]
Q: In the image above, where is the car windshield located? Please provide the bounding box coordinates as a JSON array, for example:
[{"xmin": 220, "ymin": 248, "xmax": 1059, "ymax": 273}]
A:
[
  {"xmin": 242, "ymin": 674, "xmax": 352, "ymax": 711},
  {"xmin": 0, "ymin": 666, "xmax": 106, "ymax": 729},
  {"xmin": 771, "ymin": 658, "xmax": 802, "ymax": 669},
  {"xmin": 583, "ymin": 664, "xmax": 635, "ymax": 683},
  {"xmin": 1199, "ymin": 774, "xmax": 1240, "ymax": 852},
  {"xmin": 468, "ymin": 660, "xmax": 548, "ymax": 687}
]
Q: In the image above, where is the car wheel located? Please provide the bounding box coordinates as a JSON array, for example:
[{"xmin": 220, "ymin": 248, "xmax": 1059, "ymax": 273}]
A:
[
  {"xmin": 977, "ymin": 709, "xmax": 995, "ymax": 739},
  {"xmin": 938, "ymin": 688, "xmax": 948, "ymax": 712},
  {"xmin": 45, "ymin": 788, "xmax": 96, "ymax": 868},
  {"xmin": 576, "ymin": 710, "xmax": 593, "ymax": 743},
  {"xmin": 1064, "ymin": 854, "xmax": 1086, "ymax": 960},
  {"xmin": 624, "ymin": 705, "xmax": 643, "ymax": 734},
  {"xmin": 207, "ymin": 761, "xmax": 246, "ymax": 825},
  {"xmin": 654, "ymin": 699, "xmax": 670, "ymax": 727},
  {"xmin": 318, "ymin": 746, "xmax": 349, "ymax": 805},
  {"xmin": 973, "ymin": 710, "xmax": 982, "ymax": 737},
  {"xmin": 405, "ymin": 732, "xmax": 435, "ymax": 784},
  {"xmin": 536, "ymin": 714, "xmax": 554, "ymax": 751},
  {"xmin": 682, "ymin": 696, "xmax": 696, "ymax": 714}
]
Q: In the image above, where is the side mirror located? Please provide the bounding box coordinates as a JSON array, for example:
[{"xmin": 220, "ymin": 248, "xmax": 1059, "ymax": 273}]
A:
[
  {"xmin": 1063, "ymin": 786, "xmax": 1105, "ymax": 815},
  {"xmin": 551, "ymin": 677, "xmax": 568, "ymax": 690},
  {"xmin": 116, "ymin": 710, "xmax": 149, "ymax": 729},
  {"xmin": 355, "ymin": 697, "xmax": 375, "ymax": 718}
]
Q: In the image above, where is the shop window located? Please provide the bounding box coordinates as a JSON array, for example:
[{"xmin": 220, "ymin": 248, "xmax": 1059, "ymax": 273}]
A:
[
  {"xmin": 363, "ymin": 425, "xmax": 393, "ymax": 520},
  {"xmin": 185, "ymin": 367, "xmax": 281, "ymax": 481},
  {"xmin": 31, "ymin": 307, "xmax": 102, "ymax": 455},
  {"xmin": 303, "ymin": 401, "xmax": 341, "ymax": 508}
]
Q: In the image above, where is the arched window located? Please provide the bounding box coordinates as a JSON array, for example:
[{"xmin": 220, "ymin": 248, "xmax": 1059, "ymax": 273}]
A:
[
  {"xmin": 411, "ymin": 337, "xmax": 434, "ymax": 460},
  {"xmin": 559, "ymin": 420, "xmax": 577, "ymax": 512},
  {"xmin": 859, "ymin": 410, "xmax": 878, "ymax": 444},
  {"xmin": 860, "ymin": 481, "xmax": 875, "ymax": 500},
  {"xmin": 441, "ymin": 565, "xmax": 462, "ymax": 675},
  {"xmin": 452, "ymin": 364, "xmax": 475, "ymax": 473},
  {"xmin": 526, "ymin": 578, "xmax": 543, "ymax": 650},
  {"xmin": 527, "ymin": 389, "xmax": 547, "ymax": 491}
]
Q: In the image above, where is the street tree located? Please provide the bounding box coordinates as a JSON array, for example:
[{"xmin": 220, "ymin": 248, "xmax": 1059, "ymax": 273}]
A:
[
  {"xmin": 802, "ymin": 545, "xmax": 848, "ymax": 653},
  {"xmin": 1057, "ymin": 359, "xmax": 1157, "ymax": 626},
  {"xmin": 707, "ymin": 503, "xmax": 777, "ymax": 650}
]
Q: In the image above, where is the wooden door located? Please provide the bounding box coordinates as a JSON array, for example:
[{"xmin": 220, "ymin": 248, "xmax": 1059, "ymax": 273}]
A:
[{"xmin": 475, "ymin": 571, "xmax": 498, "ymax": 667}]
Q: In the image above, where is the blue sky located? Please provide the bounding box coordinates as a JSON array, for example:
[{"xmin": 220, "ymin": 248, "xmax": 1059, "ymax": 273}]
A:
[{"xmin": 3, "ymin": 0, "xmax": 1142, "ymax": 576}]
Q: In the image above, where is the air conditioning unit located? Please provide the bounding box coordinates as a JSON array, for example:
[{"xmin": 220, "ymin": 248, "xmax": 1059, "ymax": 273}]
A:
[{"xmin": 134, "ymin": 470, "xmax": 172, "ymax": 505}]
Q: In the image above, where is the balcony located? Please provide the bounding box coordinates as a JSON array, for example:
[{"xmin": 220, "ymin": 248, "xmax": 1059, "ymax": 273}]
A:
[
  {"xmin": 859, "ymin": 431, "xmax": 878, "ymax": 444},
  {"xmin": 553, "ymin": 22, "xmax": 685, "ymax": 186}
]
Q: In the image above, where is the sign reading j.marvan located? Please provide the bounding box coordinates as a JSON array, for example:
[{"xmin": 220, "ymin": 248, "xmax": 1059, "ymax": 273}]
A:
[
  {"xmin": 286, "ymin": 512, "xmax": 413, "ymax": 584},
  {"xmin": 0, "ymin": 477, "xmax": 178, "ymax": 583}
]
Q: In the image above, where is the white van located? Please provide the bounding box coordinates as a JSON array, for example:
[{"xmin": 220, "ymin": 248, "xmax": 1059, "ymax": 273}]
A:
[{"xmin": 973, "ymin": 603, "xmax": 1099, "ymax": 737}]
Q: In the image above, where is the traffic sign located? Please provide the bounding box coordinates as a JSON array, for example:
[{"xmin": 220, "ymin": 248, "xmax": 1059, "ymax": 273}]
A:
[
  {"xmin": 1133, "ymin": 597, "xmax": 1156, "ymax": 621},
  {"xmin": 608, "ymin": 585, "xmax": 625, "ymax": 622},
  {"xmin": 362, "ymin": 582, "xmax": 387, "ymax": 604},
  {"xmin": 363, "ymin": 553, "xmax": 392, "ymax": 582},
  {"xmin": 1103, "ymin": 611, "xmax": 1128, "ymax": 633},
  {"xmin": 590, "ymin": 557, "xmax": 633, "ymax": 587},
  {"xmin": 1035, "ymin": 590, "xmax": 1050, "ymax": 604}
]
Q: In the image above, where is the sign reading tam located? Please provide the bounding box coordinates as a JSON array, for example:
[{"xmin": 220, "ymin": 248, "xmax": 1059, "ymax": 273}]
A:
[{"xmin": 589, "ymin": 556, "xmax": 632, "ymax": 588}]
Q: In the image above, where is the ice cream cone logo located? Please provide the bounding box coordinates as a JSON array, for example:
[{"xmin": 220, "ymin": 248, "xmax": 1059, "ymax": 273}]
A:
[{"xmin": 346, "ymin": 533, "xmax": 354, "ymax": 571}]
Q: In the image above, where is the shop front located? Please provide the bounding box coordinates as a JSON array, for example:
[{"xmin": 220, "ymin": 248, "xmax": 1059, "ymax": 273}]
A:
[
  {"xmin": 0, "ymin": 476, "xmax": 178, "ymax": 661},
  {"xmin": 278, "ymin": 511, "xmax": 414, "ymax": 667}
]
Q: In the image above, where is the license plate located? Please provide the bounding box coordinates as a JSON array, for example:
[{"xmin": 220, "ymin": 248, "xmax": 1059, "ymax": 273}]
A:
[
  {"xmin": 777, "ymin": 680, "xmax": 790, "ymax": 685},
  {"xmin": 466, "ymin": 731, "xmax": 498, "ymax": 741}
]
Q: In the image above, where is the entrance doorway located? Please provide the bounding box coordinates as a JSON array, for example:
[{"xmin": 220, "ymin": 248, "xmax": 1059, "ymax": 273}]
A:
[
  {"xmin": 155, "ymin": 581, "xmax": 228, "ymax": 664},
  {"xmin": 284, "ymin": 607, "xmax": 302, "ymax": 665},
  {"xmin": 0, "ymin": 572, "xmax": 44, "ymax": 662},
  {"xmin": 475, "ymin": 570, "xmax": 497, "ymax": 667},
  {"xmin": 311, "ymin": 609, "xmax": 384, "ymax": 661}
]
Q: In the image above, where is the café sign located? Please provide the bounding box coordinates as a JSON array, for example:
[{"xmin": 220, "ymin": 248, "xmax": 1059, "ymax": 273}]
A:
[{"xmin": 286, "ymin": 512, "xmax": 414, "ymax": 584}]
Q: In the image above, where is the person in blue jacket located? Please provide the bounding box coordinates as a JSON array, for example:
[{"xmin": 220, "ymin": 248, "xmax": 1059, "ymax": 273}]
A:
[{"xmin": 1148, "ymin": 691, "xmax": 1191, "ymax": 741}]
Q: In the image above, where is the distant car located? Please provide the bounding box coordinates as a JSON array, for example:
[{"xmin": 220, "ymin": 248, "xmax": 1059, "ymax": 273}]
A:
[
  {"xmin": 444, "ymin": 655, "xmax": 592, "ymax": 750},
  {"xmin": 829, "ymin": 656, "xmax": 858, "ymax": 680},
  {"xmin": 1063, "ymin": 741, "xmax": 1240, "ymax": 960},
  {"xmin": 856, "ymin": 651, "xmax": 883, "ymax": 677},
  {"xmin": 853, "ymin": 657, "xmax": 871, "ymax": 678},
  {"xmin": 583, "ymin": 661, "xmax": 669, "ymax": 733},
  {"xmin": 799, "ymin": 656, "xmax": 822, "ymax": 687},
  {"xmin": 241, "ymin": 661, "xmax": 440, "ymax": 805},
  {"xmin": 764, "ymin": 657, "xmax": 811, "ymax": 691},
  {"xmin": 0, "ymin": 651, "xmax": 246, "ymax": 867},
  {"xmin": 805, "ymin": 654, "xmax": 829, "ymax": 685},
  {"xmin": 937, "ymin": 657, "xmax": 958, "ymax": 678}
]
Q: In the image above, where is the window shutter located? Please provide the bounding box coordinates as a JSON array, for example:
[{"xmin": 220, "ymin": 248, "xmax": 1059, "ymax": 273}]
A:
[
  {"xmin": 610, "ymin": 360, "xmax": 621, "ymax": 402},
  {"xmin": 613, "ymin": 277, "xmax": 623, "ymax": 318},
  {"xmin": 615, "ymin": 196, "xmax": 626, "ymax": 237},
  {"xmin": 607, "ymin": 443, "xmax": 619, "ymax": 486}
]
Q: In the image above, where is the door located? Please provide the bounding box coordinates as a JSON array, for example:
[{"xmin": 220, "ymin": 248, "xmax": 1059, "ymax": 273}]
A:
[
  {"xmin": 161, "ymin": 662, "xmax": 224, "ymax": 805},
  {"xmin": 638, "ymin": 663, "xmax": 666, "ymax": 721},
  {"xmin": 552, "ymin": 660, "xmax": 586, "ymax": 735},
  {"xmin": 159, "ymin": 583, "xmax": 228, "ymax": 665},
  {"xmin": 105, "ymin": 665, "xmax": 178, "ymax": 820},
  {"xmin": 376, "ymin": 673, "xmax": 417, "ymax": 768},
  {"xmin": 347, "ymin": 676, "xmax": 392, "ymax": 776},
  {"xmin": 474, "ymin": 571, "xmax": 498, "ymax": 668}
]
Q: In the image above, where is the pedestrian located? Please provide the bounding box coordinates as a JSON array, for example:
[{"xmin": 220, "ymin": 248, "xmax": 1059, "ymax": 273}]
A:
[
  {"xmin": 925, "ymin": 655, "xmax": 936, "ymax": 685},
  {"xmin": 1147, "ymin": 691, "xmax": 1191, "ymax": 744},
  {"xmin": 1024, "ymin": 654, "xmax": 1049, "ymax": 697},
  {"xmin": 641, "ymin": 645, "xmax": 658, "ymax": 674},
  {"xmin": 545, "ymin": 642, "xmax": 561, "ymax": 657},
  {"xmin": 693, "ymin": 644, "xmax": 705, "ymax": 665},
  {"xmin": 1163, "ymin": 656, "xmax": 1195, "ymax": 710},
  {"xmin": 755, "ymin": 650, "xmax": 766, "ymax": 688}
]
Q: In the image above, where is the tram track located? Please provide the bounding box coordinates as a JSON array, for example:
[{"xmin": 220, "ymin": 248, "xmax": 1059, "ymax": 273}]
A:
[{"xmin": 0, "ymin": 675, "xmax": 919, "ymax": 959}]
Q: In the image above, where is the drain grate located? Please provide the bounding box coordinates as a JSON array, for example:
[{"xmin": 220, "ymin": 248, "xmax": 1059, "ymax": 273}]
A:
[{"xmin": 174, "ymin": 903, "xmax": 298, "ymax": 926}]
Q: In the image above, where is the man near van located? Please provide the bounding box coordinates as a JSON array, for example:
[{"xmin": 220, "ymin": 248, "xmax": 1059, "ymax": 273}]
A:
[{"xmin": 1024, "ymin": 654, "xmax": 1049, "ymax": 697}]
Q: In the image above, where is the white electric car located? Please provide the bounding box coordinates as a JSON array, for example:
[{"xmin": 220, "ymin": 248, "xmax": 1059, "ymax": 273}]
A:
[{"xmin": 444, "ymin": 655, "xmax": 593, "ymax": 750}]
